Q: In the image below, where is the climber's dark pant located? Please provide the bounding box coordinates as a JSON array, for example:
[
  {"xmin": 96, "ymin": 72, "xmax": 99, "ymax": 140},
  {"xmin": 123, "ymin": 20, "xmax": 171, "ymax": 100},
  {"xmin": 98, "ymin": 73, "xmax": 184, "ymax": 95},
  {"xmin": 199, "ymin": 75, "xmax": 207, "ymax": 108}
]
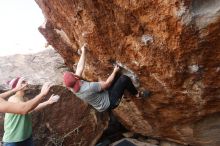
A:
[{"xmin": 108, "ymin": 75, "xmax": 138, "ymax": 110}]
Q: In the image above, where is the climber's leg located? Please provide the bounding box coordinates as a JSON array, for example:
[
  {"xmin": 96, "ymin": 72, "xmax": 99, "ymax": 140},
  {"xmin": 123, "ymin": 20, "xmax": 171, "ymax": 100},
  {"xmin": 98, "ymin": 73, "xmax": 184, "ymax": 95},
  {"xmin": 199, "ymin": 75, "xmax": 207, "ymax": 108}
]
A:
[{"xmin": 108, "ymin": 75, "xmax": 138, "ymax": 109}]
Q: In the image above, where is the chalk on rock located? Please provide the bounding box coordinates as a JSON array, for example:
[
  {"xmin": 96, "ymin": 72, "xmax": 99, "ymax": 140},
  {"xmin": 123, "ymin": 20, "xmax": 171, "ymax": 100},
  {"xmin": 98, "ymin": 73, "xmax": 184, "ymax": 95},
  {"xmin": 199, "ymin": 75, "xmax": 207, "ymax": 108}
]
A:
[
  {"xmin": 141, "ymin": 35, "xmax": 153, "ymax": 45},
  {"xmin": 114, "ymin": 61, "xmax": 140, "ymax": 88},
  {"xmin": 188, "ymin": 65, "xmax": 199, "ymax": 73}
]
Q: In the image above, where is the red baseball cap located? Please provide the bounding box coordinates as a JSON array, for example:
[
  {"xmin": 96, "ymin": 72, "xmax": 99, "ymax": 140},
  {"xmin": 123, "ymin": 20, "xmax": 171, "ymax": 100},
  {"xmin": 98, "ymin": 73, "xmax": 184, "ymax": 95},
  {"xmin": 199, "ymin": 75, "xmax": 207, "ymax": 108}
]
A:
[
  {"xmin": 7, "ymin": 77, "xmax": 20, "ymax": 89},
  {"xmin": 63, "ymin": 72, "xmax": 81, "ymax": 92}
]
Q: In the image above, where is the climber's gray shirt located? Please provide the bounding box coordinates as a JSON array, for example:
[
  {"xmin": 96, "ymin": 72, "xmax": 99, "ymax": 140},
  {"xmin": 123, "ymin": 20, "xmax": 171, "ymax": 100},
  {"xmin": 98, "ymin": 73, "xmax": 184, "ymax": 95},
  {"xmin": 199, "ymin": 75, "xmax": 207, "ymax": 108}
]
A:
[{"xmin": 74, "ymin": 80, "xmax": 110, "ymax": 112}]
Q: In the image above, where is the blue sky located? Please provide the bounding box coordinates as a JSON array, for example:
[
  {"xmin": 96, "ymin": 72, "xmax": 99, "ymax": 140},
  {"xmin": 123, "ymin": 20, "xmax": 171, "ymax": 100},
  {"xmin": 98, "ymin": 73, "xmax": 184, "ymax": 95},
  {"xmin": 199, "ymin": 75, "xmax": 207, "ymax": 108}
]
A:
[{"xmin": 0, "ymin": 0, "xmax": 46, "ymax": 56}]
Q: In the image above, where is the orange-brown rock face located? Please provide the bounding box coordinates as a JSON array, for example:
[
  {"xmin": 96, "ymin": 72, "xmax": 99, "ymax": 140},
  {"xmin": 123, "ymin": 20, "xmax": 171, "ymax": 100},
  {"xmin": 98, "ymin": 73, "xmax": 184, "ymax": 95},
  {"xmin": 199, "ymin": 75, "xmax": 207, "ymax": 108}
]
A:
[{"xmin": 36, "ymin": 0, "xmax": 220, "ymax": 145}]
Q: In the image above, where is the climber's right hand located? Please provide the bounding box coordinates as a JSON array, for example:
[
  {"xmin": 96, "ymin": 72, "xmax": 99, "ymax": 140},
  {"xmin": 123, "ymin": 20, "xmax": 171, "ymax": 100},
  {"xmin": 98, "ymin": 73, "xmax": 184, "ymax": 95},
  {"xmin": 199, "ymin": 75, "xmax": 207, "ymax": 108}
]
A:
[
  {"xmin": 81, "ymin": 43, "xmax": 88, "ymax": 53},
  {"xmin": 113, "ymin": 65, "xmax": 120, "ymax": 73}
]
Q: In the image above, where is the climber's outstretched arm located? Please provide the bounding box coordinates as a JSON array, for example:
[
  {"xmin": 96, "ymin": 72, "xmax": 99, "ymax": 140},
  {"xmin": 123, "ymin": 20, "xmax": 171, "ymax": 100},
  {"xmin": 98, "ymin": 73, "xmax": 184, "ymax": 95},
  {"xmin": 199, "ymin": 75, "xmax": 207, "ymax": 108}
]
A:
[
  {"xmin": 99, "ymin": 65, "xmax": 120, "ymax": 91},
  {"xmin": 75, "ymin": 44, "xmax": 87, "ymax": 77}
]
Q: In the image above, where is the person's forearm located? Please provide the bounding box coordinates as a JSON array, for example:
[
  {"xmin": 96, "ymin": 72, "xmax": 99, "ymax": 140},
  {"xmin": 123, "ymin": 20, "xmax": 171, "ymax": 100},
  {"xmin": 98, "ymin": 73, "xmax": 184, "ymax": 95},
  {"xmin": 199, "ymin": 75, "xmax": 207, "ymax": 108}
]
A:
[
  {"xmin": 21, "ymin": 93, "xmax": 46, "ymax": 114},
  {"xmin": 0, "ymin": 89, "xmax": 17, "ymax": 99},
  {"xmin": 105, "ymin": 70, "xmax": 117, "ymax": 88},
  {"xmin": 0, "ymin": 93, "xmax": 44, "ymax": 114},
  {"xmin": 75, "ymin": 50, "xmax": 86, "ymax": 76},
  {"xmin": 31, "ymin": 101, "xmax": 51, "ymax": 112}
]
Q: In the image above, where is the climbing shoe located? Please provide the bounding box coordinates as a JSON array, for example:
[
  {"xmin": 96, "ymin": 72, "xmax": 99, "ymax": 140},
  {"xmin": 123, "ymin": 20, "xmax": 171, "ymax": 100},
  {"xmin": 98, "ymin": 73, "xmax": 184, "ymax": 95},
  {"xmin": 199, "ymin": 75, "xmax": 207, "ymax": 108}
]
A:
[{"xmin": 136, "ymin": 90, "xmax": 151, "ymax": 99}]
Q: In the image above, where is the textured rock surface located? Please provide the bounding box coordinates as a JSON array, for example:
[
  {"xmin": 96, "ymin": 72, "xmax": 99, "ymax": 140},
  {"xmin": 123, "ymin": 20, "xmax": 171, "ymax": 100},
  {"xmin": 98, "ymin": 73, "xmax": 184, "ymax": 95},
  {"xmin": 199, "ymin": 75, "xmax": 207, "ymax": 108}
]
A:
[
  {"xmin": 0, "ymin": 50, "xmax": 109, "ymax": 146},
  {"xmin": 35, "ymin": 0, "xmax": 220, "ymax": 145},
  {"xmin": 0, "ymin": 48, "xmax": 65, "ymax": 89}
]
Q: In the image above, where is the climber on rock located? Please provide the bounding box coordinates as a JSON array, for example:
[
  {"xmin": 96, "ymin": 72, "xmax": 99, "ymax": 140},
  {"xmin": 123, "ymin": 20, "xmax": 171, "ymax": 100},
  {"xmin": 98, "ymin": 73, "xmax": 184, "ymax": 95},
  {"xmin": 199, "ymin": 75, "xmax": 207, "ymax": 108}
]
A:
[{"xmin": 63, "ymin": 44, "xmax": 150, "ymax": 112}]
